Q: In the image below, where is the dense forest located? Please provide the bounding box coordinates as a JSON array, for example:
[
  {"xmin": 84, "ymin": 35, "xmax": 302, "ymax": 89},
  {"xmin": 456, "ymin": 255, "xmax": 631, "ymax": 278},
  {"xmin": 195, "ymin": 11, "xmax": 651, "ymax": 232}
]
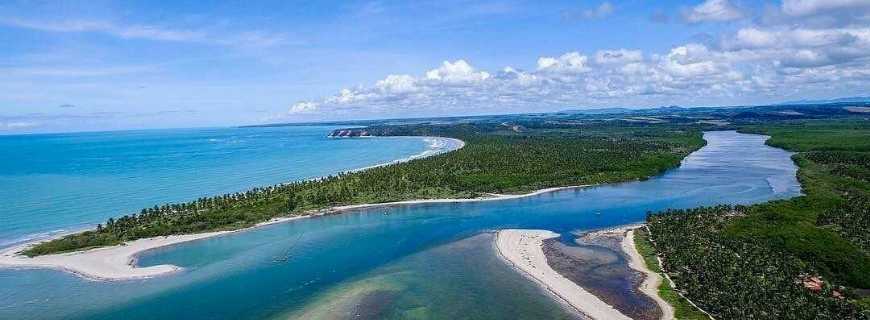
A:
[
  {"xmin": 24, "ymin": 123, "xmax": 705, "ymax": 256},
  {"xmin": 645, "ymin": 120, "xmax": 870, "ymax": 319}
]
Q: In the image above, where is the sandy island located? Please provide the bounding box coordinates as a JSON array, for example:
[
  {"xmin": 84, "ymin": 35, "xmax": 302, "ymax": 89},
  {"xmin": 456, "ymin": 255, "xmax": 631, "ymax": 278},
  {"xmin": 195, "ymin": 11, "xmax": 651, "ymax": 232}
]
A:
[
  {"xmin": 495, "ymin": 229, "xmax": 632, "ymax": 320},
  {"xmin": 0, "ymin": 179, "xmax": 591, "ymax": 281}
]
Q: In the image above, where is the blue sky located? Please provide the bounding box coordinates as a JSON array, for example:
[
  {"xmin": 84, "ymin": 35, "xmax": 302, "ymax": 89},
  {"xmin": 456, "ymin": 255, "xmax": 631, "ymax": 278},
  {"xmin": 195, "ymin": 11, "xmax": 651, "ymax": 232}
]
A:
[{"xmin": 1, "ymin": 0, "xmax": 869, "ymax": 133}]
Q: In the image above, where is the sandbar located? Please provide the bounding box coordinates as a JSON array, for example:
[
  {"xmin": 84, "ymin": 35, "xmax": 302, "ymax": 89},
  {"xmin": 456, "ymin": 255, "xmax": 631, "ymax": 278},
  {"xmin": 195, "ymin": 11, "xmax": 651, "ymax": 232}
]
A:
[{"xmin": 494, "ymin": 229, "xmax": 632, "ymax": 320}]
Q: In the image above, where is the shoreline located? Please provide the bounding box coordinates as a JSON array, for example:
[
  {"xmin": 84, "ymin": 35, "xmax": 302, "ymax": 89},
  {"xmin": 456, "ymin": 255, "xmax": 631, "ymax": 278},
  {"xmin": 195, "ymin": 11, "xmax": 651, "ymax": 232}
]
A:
[
  {"xmin": 346, "ymin": 137, "xmax": 465, "ymax": 173},
  {"xmin": 0, "ymin": 136, "xmax": 464, "ymax": 250},
  {"xmin": 494, "ymin": 229, "xmax": 632, "ymax": 320},
  {"xmin": 0, "ymin": 184, "xmax": 593, "ymax": 281},
  {"xmin": 0, "ymin": 135, "xmax": 466, "ymax": 281},
  {"xmin": 623, "ymin": 229, "xmax": 675, "ymax": 320}
]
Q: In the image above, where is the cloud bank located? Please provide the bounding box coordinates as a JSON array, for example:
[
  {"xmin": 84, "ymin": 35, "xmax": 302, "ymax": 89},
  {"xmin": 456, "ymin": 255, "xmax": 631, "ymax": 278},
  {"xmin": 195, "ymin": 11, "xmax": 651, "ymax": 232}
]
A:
[{"xmin": 285, "ymin": 0, "xmax": 870, "ymax": 120}]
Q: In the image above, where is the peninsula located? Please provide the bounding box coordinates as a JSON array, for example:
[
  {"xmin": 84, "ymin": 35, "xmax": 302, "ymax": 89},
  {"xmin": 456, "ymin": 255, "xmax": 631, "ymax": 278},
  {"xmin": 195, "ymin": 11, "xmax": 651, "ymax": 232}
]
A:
[{"xmin": 3, "ymin": 122, "xmax": 706, "ymax": 279}]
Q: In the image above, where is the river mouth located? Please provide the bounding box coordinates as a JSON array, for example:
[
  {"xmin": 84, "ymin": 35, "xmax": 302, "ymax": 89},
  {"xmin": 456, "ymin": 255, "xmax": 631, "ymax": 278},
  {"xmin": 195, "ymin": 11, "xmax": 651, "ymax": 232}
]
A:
[{"xmin": 0, "ymin": 131, "xmax": 801, "ymax": 320}]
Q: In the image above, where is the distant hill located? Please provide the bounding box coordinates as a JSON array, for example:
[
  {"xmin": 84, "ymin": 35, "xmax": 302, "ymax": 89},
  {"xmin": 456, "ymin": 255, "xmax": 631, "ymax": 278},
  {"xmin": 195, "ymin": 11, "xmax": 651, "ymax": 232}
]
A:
[
  {"xmin": 778, "ymin": 96, "xmax": 870, "ymax": 105},
  {"xmin": 560, "ymin": 107, "xmax": 632, "ymax": 114}
]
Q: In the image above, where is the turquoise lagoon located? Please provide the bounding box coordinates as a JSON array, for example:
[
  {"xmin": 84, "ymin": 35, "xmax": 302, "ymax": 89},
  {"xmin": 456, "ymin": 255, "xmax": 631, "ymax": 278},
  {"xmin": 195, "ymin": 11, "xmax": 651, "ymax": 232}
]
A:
[{"xmin": 0, "ymin": 130, "xmax": 800, "ymax": 319}]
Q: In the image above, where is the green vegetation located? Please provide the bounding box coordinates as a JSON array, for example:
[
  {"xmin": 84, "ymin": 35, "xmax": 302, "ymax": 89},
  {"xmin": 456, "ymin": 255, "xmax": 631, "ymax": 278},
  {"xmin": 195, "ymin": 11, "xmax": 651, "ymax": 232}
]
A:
[
  {"xmin": 24, "ymin": 123, "xmax": 704, "ymax": 256},
  {"xmin": 647, "ymin": 206, "xmax": 866, "ymax": 319},
  {"xmin": 634, "ymin": 228, "xmax": 710, "ymax": 320},
  {"xmin": 646, "ymin": 120, "xmax": 870, "ymax": 319}
]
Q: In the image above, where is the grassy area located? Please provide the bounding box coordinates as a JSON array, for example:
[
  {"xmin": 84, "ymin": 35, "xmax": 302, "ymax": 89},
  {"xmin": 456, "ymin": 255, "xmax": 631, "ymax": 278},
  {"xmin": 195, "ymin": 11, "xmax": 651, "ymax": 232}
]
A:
[
  {"xmin": 634, "ymin": 227, "xmax": 710, "ymax": 320},
  {"xmin": 24, "ymin": 123, "xmax": 705, "ymax": 256}
]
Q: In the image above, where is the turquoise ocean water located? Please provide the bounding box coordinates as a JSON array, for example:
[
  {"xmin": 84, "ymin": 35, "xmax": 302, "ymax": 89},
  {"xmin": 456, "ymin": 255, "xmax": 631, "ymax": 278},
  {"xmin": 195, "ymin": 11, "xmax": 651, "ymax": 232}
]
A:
[
  {"xmin": 0, "ymin": 126, "xmax": 443, "ymax": 247},
  {"xmin": 0, "ymin": 130, "xmax": 800, "ymax": 319}
]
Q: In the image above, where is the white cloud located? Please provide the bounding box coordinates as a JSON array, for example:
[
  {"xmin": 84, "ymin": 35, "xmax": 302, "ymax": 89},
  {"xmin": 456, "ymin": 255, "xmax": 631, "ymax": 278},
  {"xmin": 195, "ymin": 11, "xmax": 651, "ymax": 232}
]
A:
[
  {"xmin": 730, "ymin": 28, "xmax": 778, "ymax": 49},
  {"xmin": 271, "ymin": 2, "xmax": 870, "ymax": 120},
  {"xmin": 0, "ymin": 18, "xmax": 202, "ymax": 42},
  {"xmin": 683, "ymin": 0, "xmax": 744, "ymax": 23},
  {"xmin": 425, "ymin": 60, "xmax": 490, "ymax": 83},
  {"xmin": 537, "ymin": 52, "xmax": 590, "ymax": 73},
  {"xmin": 0, "ymin": 121, "xmax": 39, "ymax": 130},
  {"xmin": 583, "ymin": 2, "xmax": 615, "ymax": 19},
  {"xmin": 595, "ymin": 49, "xmax": 643, "ymax": 64},
  {"xmin": 782, "ymin": 0, "xmax": 870, "ymax": 16},
  {"xmin": 660, "ymin": 44, "xmax": 722, "ymax": 77},
  {"xmin": 289, "ymin": 101, "xmax": 319, "ymax": 114},
  {"xmin": 376, "ymin": 74, "xmax": 417, "ymax": 93},
  {"xmin": 0, "ymin": 17, "xmax": 289, "ymax": 48}
]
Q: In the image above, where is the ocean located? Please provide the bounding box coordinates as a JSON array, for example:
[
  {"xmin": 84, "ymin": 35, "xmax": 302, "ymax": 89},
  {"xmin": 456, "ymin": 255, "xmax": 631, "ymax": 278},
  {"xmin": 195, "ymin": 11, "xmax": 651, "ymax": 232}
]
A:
[{"xmin": 0, "ymin": 126, "xmax": 447, "ymax": 247}]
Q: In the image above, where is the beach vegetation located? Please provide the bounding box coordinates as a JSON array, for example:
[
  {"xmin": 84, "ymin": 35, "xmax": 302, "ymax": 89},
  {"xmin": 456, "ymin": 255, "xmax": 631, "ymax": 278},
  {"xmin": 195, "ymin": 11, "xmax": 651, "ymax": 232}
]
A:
[{"xmin": 23, "ymin": 123, "xmax": 705, "ymax": 256}]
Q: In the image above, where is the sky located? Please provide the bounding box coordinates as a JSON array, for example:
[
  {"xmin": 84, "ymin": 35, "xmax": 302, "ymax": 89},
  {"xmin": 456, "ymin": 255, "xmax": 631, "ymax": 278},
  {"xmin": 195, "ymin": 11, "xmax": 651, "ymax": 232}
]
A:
[{"xmin": 1, "ymin": 0, "xmax": 869, "ymax": 133}]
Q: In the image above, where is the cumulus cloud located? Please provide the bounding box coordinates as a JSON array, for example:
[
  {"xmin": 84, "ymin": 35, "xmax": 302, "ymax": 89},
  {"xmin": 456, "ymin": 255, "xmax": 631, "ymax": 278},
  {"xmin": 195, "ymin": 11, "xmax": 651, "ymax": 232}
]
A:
[
  {"xmin": 683, "ymin": 0, "xmax": 744, "ymax": 23},
  {"xmin": 425, "ymin": 60, "xmax": 490, "ymax": 83},
  {"xmin": 281, "ymin": 1, "xmax": 870, "ymax": 119},
  {"xmin": 537, "ymin": 52, "xmax": 590, "ymax": 73}
]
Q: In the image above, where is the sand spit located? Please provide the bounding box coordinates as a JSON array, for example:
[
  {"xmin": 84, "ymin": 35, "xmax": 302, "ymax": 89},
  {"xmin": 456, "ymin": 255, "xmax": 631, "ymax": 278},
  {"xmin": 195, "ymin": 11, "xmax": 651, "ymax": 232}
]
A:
[
  {"xmin": 0, "ymin": 232, "xmax": 224, "ymax": 281},
  {"xmin": 0, "ymin": 185, "xmax": 592, "ymax": 281},
  {"xmin": 0, "ymin": 215, "xmax": 312, "ymax": 281},
  {"xmin": 623, "ymin": 229, "xmax": 675, "ymax": 320},
  {"xmin": 495, "ymin": 229, "xmax": 632, "ymax": 320}
]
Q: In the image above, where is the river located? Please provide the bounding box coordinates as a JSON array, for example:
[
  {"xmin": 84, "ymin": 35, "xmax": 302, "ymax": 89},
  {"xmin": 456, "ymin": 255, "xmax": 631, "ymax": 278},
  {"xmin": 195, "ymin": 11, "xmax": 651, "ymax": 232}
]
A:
[{"xmin": 0, "ymin": 130, "xmax": 800, "ymax": 319}]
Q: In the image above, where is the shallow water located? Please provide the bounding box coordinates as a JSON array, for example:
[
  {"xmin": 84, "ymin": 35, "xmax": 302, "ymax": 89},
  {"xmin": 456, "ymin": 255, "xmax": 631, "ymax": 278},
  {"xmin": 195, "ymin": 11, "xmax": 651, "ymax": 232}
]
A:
[
  {"xmin": 0, "ymin": 131, "xmax": 800, "ymax": 319},
  {"xmin": 279, "ymin": 233, "xmax": 583, "ymax": 320},
  {"xmin": 544, "ymin": 232, "xmax": 658, "ymax": 320}
]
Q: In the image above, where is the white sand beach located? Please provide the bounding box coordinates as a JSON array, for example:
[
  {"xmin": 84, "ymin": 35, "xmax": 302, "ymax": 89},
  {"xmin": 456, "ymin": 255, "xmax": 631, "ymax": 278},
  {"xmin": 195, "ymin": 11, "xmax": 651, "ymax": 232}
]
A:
[
  {"xmin": 623, "ymin": 229, "xmax": 675, "ymax": 320},
  {"xmin": 0, "ymin": 214, "xmax": 311, "ymax": 281},
  {"xmin": 494, "ymin": 229, "xmax": 632, "ymax": 320},
  {"xmin": 329, "ymin": 185, "xmax": 590, "ymax": 212},
  {"xmin": 0, "ymin": 232, "xmax": 224, "ymax": 281},
  {"xmin": 0, "ymin": 184, "xmax": 591, "ymax": 281}
]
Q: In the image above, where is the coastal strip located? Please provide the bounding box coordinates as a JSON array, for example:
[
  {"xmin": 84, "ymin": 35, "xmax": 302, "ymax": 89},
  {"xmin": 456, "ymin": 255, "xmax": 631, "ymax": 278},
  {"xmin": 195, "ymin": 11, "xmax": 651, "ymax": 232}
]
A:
[
  {"xmin": 494, "ymin": 229, "xmax": 632, "ymax": 320},
  {"xmin": 623, "ymin": 229, "xmax": 675, "ymax": 320},
  {"xmin": 0, "ymin": 232, "xmax": 223, "ymax": 281},
  {"xmin": 344, "ymin": 137, "xmax": 465, "ymax": 173},
  {"xmin": 0, "ymin": 185, "xmax": 592, "ymax": 281},
  {"xmin": 0, "ymin": 215, "xmax": 307, "ymax": 281}
]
